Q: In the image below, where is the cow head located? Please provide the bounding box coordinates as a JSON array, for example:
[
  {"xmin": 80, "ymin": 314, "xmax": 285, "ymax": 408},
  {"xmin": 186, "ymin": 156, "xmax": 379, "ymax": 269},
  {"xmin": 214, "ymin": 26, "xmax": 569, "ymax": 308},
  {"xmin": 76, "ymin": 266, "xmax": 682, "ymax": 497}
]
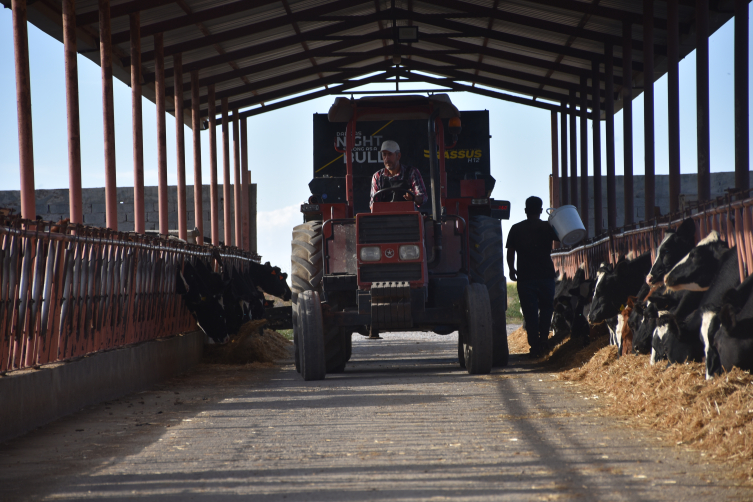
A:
[
  {"xmin": 646, "ymin": 219, "xmax": 696, "ymax": 285},
  {"xmin": 650, "ymin": 313, "xmax": 675, "ymax": 365},
  {"xmin": 588, "ymin": 254, "xmax": 651, "ymax": 325},
  {"xmin": 249, "ymin": 261, "xmax": 292, "ymax": 301},
  {"xmin": 664, "ymin": 232, "xmax": 729, "ymax": 291}
]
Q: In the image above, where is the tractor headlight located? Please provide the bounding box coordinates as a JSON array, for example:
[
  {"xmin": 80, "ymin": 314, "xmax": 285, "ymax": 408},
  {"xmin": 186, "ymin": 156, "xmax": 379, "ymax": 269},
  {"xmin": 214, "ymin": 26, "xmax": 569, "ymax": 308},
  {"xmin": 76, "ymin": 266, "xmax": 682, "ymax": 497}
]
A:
[
  {"xmin": 360, "ymin": 246, "xmax": 381, "ymax": 262},
  {"xmin": 399, "ymin": 245, "xmax": 420, "ymax": 260}
]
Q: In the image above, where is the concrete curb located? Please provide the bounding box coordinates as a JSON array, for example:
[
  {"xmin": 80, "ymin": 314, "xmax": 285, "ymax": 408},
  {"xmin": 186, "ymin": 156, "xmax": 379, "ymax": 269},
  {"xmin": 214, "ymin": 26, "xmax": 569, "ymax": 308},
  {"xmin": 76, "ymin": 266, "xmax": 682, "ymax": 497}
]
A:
[{"xmin": 0, "ymin": 331, "xmax": 204, "ymax": 444}]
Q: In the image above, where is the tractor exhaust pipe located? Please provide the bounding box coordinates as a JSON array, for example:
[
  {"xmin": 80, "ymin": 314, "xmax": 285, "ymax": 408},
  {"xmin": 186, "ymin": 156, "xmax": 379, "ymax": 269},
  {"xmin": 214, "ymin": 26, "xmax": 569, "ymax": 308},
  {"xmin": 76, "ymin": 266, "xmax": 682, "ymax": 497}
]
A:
[{"xmin": 428, "ymin": 111, "xmax": 442, "ymax": 268}]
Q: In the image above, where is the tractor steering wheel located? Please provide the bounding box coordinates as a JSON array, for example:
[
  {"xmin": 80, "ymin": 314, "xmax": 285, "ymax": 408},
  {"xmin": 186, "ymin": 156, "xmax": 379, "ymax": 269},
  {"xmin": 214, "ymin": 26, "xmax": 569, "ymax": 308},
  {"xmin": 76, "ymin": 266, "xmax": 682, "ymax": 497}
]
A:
[{"xmin": 373, "ymin": 187, "xmax": 413, "ymax": 202}]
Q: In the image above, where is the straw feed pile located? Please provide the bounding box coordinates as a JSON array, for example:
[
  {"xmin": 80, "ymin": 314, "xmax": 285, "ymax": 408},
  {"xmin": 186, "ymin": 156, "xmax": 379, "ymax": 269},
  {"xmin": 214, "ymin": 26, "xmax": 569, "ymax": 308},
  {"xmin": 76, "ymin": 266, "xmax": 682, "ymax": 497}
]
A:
[
  {"xmin": 507, "ymin": 325, "xmax": 530, "ymax": 354},
  {"xmin": 556, "ymin": 342, "xmax": 753, "ymax": 482},
  {"xmin": 204, "ymin": 320, "xmax": 293, "ymax": 365}
]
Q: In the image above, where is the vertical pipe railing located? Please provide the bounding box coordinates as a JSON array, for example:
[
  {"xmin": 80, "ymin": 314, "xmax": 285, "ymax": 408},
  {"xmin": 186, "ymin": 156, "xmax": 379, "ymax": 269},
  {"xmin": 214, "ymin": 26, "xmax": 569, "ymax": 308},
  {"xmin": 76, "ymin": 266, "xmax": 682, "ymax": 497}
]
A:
[
  {"xmin": 191, "ymin": 71, "xmax": 204, "ymax": 245},
  {"xmin": 550, "ymin": 111, "xmax": 560, "ymax": 208},
  {"xmin": 63, "ymin": 0, "xmax": 82, "ymax": 225},
  {"xmin": 643, "ymin": 0, "xmax": 656, "ymax": 222},
  {"xmin": 155, "ymin": 33, "xmax": 168, "ymax": 236},
  {"xmin": 222, "ymin": 98, "xmax": 232, "ymax": 245},
  {"xmin": 174, "ymin": 53, "xmax": 187, "ymax": 241},
  {"xmin": 99, "ymin": 0, "xmax": 117, "ymax": 231},
  {"xmin": 131, "ymin": 13, "xmax": 145, "ymax": 234},
  {"xmin": 208, "ymin": 85, "xmax": 219, "ymax": 246},
  {"xmin": 697, "ymin": 0, "xmax": 711, "ymax": 202},
  {"xmin": 569, "ymin": 90, "xmax": 578, "ymax": 211}
]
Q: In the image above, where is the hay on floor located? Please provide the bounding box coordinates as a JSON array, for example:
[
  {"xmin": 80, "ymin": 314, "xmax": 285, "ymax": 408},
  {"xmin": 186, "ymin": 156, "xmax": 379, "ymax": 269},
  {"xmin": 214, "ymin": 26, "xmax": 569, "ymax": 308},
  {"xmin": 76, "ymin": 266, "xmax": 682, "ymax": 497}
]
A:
[
  {"xmin": 554, "ymin": 337, "xmax": 753, "ymax": 483},
  {"xmin": 204, "ymin": 320, "xmax": 293, "ymax": 365}
]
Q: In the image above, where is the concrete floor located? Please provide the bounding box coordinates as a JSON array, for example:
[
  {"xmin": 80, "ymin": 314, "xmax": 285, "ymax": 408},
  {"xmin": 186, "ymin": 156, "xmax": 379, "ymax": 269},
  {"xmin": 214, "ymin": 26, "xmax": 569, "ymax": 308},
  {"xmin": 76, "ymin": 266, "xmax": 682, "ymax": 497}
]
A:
[{"xmin": 0, "ymin": 330, "xmax": 749, "ymax": 501}]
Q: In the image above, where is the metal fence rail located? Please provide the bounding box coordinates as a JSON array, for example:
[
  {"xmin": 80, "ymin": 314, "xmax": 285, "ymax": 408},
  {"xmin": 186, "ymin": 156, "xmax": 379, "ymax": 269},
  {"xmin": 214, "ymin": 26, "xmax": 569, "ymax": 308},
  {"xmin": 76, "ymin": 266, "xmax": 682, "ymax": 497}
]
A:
[
  {"xmin": 551, "ymin": 195, "xmax": 753, "ymax": 284},
  {"xmin": 0, "ymin": 216, "xmax": 259, "ymax": 373}
]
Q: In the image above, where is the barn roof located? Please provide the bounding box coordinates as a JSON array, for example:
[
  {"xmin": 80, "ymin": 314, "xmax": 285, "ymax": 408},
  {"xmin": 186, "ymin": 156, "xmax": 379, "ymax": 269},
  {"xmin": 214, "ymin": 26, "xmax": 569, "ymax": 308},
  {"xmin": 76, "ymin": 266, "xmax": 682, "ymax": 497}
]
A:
[{"xmin": 8, "ymin": 0, "xmax": 737, "ymax": 125}]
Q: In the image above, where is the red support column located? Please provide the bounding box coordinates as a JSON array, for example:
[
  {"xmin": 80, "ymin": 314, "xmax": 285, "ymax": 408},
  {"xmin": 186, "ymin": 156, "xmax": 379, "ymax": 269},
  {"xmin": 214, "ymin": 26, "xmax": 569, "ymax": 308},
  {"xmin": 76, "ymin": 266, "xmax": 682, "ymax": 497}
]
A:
[
  {"xmin": 592, "ymin": 59, "xmax": 603, "ymax": 235},
  {"xmin": 12, "ymin": 0, "xmax": 35, "ymax": 220},
  {"xmin": 644, "ymin": 0, "xmax": 656, "ymax": 220},
  {"xmin": 208, "ymin": 84, "xmax": 219, "ymax": 246},
  {"xmin": 63, "ymin": 0, "xmax": 82, "ymax": 224},
  {"xmin": 191, "ymin": 70, "xmax": 204, "ymax": 245},
  {"xmin": 668, "ymin": 0, "xmax": 681, "ymax": 214},
  {"xmin": 605, "ymin": 43, "xmax": 617, "ymax": 230},
  {"xmin": 174, "ymin": 53, "xmax": 187, "ymax": 241},
  {"xmin": 560, "ymin": 102, "xmax": 569, "ymax": 205},
  {"xmin": 99, "ymin": 0, "xmax": 117, "ymax": 231},
  {"xmin": 130, "ymin": 12, "xmax": 145, "ymax": 234},
  {"xmin": 696, "ymin": 0, "xmax": 711, "ymax": 202},
  {"xmin": 580, "ymin": 76, "xmax": 589, "ymax": 235},
  {"xmin": 569, "ymin": 90, "xmax": 578, "ymax": 211},
  {"xmin": 550, "ymin": 111, "xmax": 560, "ymax": 208},
  {"xmin": 622, "ymin": 21, "xmax": 634, "ymax": 225},
  {"xmin": 222, "ymin": 98, "xmax": 232, "ymax": 245},
  {"xmin": 735, "ymin": 0, "xmax": 749, "ymax": 192},
  {"xmin": 233, "ymin": 110, "xmax": 242, "ymax": 248},
  {"xmin": 241, "ymin": 116, "xmax": 250, "ymax": 251},
  {"xmin": 154, "ymin": 33, "xmax": 168, "ymax": 236}
]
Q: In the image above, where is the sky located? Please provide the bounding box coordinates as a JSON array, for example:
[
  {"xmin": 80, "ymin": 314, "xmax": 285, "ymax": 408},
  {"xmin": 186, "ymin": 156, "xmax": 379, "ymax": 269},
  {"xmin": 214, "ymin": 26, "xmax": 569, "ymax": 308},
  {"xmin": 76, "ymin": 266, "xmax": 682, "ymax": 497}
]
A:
[{"xmin": 1, "ymin": 9, "xmax": 752, "ymax": 279}]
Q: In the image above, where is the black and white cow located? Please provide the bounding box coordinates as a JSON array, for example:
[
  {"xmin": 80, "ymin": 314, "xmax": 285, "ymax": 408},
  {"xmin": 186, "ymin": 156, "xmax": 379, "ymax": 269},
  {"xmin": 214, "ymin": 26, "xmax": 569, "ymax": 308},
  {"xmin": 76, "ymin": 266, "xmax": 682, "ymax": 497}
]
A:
[
  {"xmin": 646, "ymin": 219, "xmax": 696, "ymax": 286},
  {"xmin": 248, "ymin": 261, "xmax": 292, "ymax": 301},
  {"xmin": 588, "ymin": 252, "xmax": 652, "ymax": 326},
  {"xmin": 177, "ymin": 260, "xmax": 230, "ymax": 344}
]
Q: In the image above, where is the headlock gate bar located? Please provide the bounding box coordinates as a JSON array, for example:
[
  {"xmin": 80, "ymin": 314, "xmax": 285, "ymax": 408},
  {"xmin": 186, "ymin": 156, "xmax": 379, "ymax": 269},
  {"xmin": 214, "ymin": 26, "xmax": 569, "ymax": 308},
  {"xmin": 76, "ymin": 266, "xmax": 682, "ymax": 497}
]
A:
[
  {"xmin": 0, "ymin": 215, "xmax": 257, "ymax": 373},
  {"xmin": 552, "ymin": 191, "xmax": 753, "ymax": 285}
]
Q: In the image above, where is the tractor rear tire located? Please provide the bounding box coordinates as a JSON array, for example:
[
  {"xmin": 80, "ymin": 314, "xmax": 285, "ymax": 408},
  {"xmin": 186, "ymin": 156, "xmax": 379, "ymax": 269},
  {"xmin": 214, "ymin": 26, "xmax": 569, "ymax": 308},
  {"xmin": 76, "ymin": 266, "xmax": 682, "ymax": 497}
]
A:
[
  {"xmin": 291, "ymin": 221, "xmax": 323, "ymax": 305},
  {"xmin": 297, "ymin": 290, "xmax": 326, "ymax": 381},
  {"xmin": 469, "ymin": 215, "xmax": 509, "ymax": 367},
  {"xmin": 462, "ymin": 283, "xmax": 494, "ymax": 375}
]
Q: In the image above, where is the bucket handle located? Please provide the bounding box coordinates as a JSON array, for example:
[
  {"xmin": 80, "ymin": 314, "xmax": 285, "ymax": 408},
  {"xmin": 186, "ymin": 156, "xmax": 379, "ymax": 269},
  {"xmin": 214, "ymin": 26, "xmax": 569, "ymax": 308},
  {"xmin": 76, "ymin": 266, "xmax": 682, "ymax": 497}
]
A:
[{"xmin": 546, "ymin": 207, "xmax": 555, "ymax": 215}]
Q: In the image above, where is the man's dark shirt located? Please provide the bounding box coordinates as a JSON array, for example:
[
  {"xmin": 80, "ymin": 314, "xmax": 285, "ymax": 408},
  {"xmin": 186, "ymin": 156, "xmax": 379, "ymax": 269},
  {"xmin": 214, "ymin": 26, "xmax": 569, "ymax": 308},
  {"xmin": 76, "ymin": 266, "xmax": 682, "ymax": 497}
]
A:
[{"xmin": 506, "ymin": 219, "xmax": 560, "ymax": 281}]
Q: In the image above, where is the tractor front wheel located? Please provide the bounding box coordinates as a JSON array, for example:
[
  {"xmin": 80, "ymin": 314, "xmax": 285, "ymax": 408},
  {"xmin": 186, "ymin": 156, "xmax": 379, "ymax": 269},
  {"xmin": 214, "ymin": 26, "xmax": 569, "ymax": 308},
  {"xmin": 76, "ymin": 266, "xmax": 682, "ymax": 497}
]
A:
[
  {"xmin": 461, "ymin": 283, "xmax": 494, "ymax": 375},
  {"xmin": 297, "ymin": 290, "xmax": 326, "ymax": 381}
]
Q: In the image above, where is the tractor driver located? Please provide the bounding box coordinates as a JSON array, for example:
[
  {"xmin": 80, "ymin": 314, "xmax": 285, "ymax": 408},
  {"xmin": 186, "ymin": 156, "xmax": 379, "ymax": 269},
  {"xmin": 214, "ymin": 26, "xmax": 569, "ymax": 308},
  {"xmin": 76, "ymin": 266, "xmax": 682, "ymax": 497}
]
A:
[{"xmin": 369, "ymin": 140, "xmax": 427, "ymax": 210}]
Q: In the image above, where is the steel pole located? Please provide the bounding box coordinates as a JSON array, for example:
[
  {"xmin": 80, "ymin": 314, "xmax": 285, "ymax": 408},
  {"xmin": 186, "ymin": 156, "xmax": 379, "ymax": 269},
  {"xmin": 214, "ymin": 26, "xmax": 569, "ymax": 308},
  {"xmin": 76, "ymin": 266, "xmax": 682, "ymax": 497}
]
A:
[
  {"xmin": 233, "ymin": 110, "xmax": 242, "ymax": 248},
  {"xmin": 222, "ymin": 98, "xmax": 232, "ymax": 245},
  {"xmin": 696, "ymin": 0, "xmax": 711, "ymax": 202},
  {"xmin": 622, "ymin": 21, "xmax": 634, "ymax": 225},
  {"xmin": 130, "ymin": 12, "xmax": 144, "ymax": 234},
  {"xmin": 241, "ymin": 116, "xmax": 250, "ymax": 251},
  {"xmin": 12, "ymin": 0, "xmax": 35, "ymax": 220},
  {"xmin": 550, "ymin": 111, "xmax": 560, "ymax": 208},
  {"xmin": 208, "ymin": 85, "xmax": 219, "ymax": 245},
  {"xmin": 592, "ymin": 59, "xmax": 602, "ymax": 235},
  {"xmin": 174, "ymin": 53, "xmax": 187, "ymax": 241},
  {"xmin": 643, "ymin": 0, "xmax": 656, "ymax": 220},
  {"xmin": 580, "ymin": 76, "xmax": 589, "ymax": 235},
  {"xmin": 667, "ymin": 0, "xmax": 681, "ymax": 214},
  {"xmin": 560, "ymin": 102, "xmax": 569, "ymax": 205},
  {"xmin": 569, "ymin": 90, "xmax": 578, "ymax": 211},
  {"xmin": 605, "ymin": 43, "xmax": 616, "ymax": 230},
  {"xmin": 99, "ymin": 0, "xmax": 117, "ymax": 231},
  {"xmin": 735, "ymin": 0, "xmax": 749, "ymax": 191},
  {"xmin": 191, "ymin": 70, "xmax": 203, "ymax": 245},
  {"xmin": 154, "ymin": 33, "xmax": 168, "ymax": 236},
  {"xmin": 63, "ymin": 0, "xmax": 82, "ymax": 224}
]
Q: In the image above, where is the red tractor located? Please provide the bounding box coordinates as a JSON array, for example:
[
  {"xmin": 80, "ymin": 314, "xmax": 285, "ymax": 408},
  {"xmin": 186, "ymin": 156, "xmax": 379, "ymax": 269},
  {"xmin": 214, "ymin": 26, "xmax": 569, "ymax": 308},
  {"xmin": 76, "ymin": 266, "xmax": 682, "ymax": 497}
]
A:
[{"xmin": 291, "ymin": 95, "xmax": 510, "ymax": 380}]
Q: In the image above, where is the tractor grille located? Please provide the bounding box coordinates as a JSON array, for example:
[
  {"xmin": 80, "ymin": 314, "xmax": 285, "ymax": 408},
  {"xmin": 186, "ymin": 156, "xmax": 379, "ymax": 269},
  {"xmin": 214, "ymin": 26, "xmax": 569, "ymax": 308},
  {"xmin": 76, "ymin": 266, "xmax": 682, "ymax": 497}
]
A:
[
  {"xmin": 360, "ymin": 263, "xmax": 422, "ymax": 283},
  {"xmin": 358, "ymin": 215, "xmax": 420, "ymax": 244}
]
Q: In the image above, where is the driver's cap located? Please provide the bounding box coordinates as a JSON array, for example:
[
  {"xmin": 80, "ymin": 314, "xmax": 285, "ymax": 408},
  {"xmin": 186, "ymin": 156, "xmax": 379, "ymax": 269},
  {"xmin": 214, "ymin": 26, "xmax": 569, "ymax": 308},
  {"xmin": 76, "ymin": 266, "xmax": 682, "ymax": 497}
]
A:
[{"xmin": 380, "ymin": 140, "xmax": 400, "ymax": 153}]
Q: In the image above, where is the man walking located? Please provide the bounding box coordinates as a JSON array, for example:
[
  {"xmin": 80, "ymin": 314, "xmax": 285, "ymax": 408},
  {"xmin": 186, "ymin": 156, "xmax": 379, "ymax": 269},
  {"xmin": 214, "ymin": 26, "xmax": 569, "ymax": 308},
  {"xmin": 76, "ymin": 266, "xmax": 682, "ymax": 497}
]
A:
[{"xmin": 506, "ymin": 196, "xmax": 560, "ymax": 358}]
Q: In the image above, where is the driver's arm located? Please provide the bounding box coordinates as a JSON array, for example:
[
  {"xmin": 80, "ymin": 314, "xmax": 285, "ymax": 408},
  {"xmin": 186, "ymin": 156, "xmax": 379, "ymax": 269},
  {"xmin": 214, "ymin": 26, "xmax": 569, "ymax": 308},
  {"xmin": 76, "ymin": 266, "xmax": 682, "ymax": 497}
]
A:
[
  {"xmin": 369, "ymin": 172, "xmax": 380, "ymax": 209},
  {"xmin": 407, "ymin": 168, "xmax": 427, "ymax": 206}
]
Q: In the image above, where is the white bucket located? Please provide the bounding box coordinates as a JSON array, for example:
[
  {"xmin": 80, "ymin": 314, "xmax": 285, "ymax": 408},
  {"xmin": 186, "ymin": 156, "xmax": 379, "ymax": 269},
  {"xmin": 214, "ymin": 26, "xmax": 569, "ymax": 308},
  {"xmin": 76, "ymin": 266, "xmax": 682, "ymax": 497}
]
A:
[{"xmin": 547, "ymin": 205, "xmax": 586, "ymax": 246}]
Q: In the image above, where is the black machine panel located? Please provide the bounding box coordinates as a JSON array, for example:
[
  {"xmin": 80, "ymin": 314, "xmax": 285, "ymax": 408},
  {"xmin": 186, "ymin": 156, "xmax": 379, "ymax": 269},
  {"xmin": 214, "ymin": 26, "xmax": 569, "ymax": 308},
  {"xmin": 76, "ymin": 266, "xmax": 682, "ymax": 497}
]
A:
[
  {"xmin": 312, "ymin": 110, "xmax": 491, "ymax": 214},
  {"xmin": 359, "ymin": 215, "xmax": 420, "ymax": 244},
  {"xmin": 360, "ymin": 263, "xmax": 422, "ymax": 283}
]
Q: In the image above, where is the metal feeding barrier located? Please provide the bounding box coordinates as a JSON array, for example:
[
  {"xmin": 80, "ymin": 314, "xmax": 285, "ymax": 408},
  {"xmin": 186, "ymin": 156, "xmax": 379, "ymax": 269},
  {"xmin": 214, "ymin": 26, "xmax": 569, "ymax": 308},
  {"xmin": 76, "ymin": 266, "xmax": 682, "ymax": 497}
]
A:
[
  {"xmin": 551, "ymin": 193, "xmax": 753, "ymax": 284},
  {"xmin": 0, "ymin": 216, "xmax": 259, "ymax": 373}
]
